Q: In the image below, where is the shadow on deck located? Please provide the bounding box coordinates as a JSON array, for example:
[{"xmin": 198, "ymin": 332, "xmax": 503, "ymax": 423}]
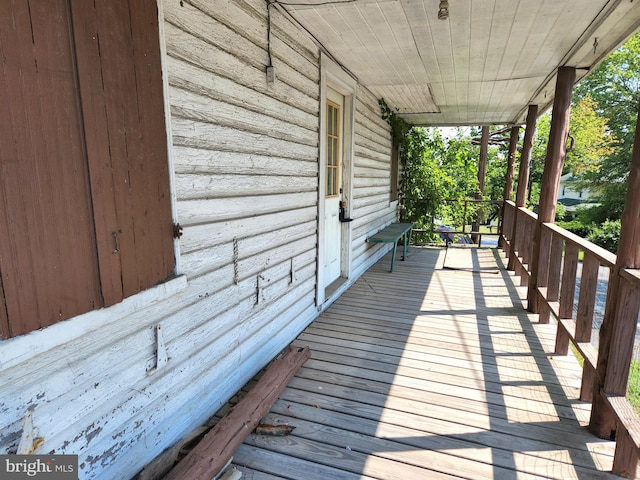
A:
[{"xmin": 233, "ymin": 246, "xmax": 618, "ymax": 479}]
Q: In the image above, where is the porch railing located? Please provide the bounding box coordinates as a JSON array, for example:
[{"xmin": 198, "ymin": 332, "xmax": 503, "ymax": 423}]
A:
[
  {"xmin": 502, "ymin": 200, "xmax": 640, "ymax": 478},
  {"xmin": 401, "ymin": 197, "xmax": 502, "ymax": 245}
]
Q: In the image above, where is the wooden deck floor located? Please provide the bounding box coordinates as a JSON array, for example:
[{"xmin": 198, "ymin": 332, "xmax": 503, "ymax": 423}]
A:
[{"xmin": 232, "ymin": 246, "xmax": 618, "ymax": 480}]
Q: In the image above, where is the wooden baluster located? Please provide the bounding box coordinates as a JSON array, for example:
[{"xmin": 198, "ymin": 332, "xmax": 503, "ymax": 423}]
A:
[
  {"xmin": 509, "ymin": 105, "xmax": 537, "ymax": 271},
  {"xmin": 502, "ymin": 202, "xmax": 513, "ymax": 259},
  {"xmin": 575, "ymin": 254, "xmax": 599, "ymax": 343},
  {"xmin": 542, "ymin": 233, "xmax": 563, "ymax": 325},
  {"xmin": 554, "ymin": 242, "xmax": 579, "ymax": 356},
  {"xmin": 536, "ymin": 226, "xmax": 553, "ymax": 324},
  {"xmin": 513, "ymin": 210, "xmax": 524, "ymax": 281},
  {"xmin": 547, "ymin": 234, "xmax": 564, "ymax": 304},
  {"xmin": 559, "ymin": 243, "xmax": 579, "ymax": 319}
]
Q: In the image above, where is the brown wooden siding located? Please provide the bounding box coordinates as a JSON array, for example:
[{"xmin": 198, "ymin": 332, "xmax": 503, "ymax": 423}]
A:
[
  {"xmin": 72, "ymin": 0, "xmax": 175, "ymax": 302},
  {"xmin": 0, "ymin": 0, "xmax": 174, "ymax": 338},
  {"xmin": 0, "ymin": 0, "xmax": 102, "ymax": 336}
]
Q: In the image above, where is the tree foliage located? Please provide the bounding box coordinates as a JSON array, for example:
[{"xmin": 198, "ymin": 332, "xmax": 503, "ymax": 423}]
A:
[
  {"xmin": 380, "ymin": 99, "xmax": 509, "ymax": 233},
  {"xmin": 525, "ymin": 33, "xmax": 640, "ymax": 248},
  {"xmin": 573, "ymin": 32, "xmax": 640, "ymax": 221},
  {"xmin": 566, "ymin": 94, "xmax": 616, "ymax": 176},
  {"xmin": 528, "ymin": 95, "xmax": 617, "ymax": 208},
  {"xmin": 587, "ymin": 219, "xmax": 621, "ymax": 254}
]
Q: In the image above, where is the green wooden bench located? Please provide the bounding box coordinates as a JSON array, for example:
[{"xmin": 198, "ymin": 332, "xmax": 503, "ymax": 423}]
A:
[{"xmin": 367, "ymin": 222, "xmax": 415, "ymax": 272}]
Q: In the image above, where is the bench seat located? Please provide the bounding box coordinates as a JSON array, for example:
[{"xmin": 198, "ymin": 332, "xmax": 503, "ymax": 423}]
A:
[{"xmin": 367, "ymin": 222, "xmax": 415, "ymax": 272}]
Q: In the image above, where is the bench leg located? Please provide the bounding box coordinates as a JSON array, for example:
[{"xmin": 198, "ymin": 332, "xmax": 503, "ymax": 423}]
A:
[
  {"xmin": 401, "ymin": 228, "xmax": 412, "ymax": 261},
  {"xmin": 390, "ymin": 242, "xmax": 398, "ymax": 272},
  {"xmin": 403, "ymin": 229, "xmax": 411, "ymax": 260}
]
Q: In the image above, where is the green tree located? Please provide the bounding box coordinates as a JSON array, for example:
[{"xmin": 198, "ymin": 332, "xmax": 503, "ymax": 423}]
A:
[
  {"xmin": 528, "ymin": 114, "xmax": 550, "ymax": 207},
  {"xmin": 566, "ymin": 94, "xmax": 616, "ymax": 177},
  {"xmin": 380, "ymin": 100, "xmax": 517, "ymax": 233},
  {"xmin": 587, "ymin": 219, "xmax": 621, "ymax": 254},
  {"xmin": 527, "ymin": 95, "xmax": 616, "ymax": 212},
  {"xmin": 573, "ymin": 32, "xmax": 640, "ymax": 221},
  {"xmin": 400, "ymin": 128, "xmax": 454, "ymax": 228},
  {"xmin": 431, "ymin": 128, "xmax": 483, "ymax": 229}
]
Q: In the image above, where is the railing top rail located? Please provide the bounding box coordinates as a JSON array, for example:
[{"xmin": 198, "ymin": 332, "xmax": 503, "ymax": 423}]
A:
[
  {"xmin": 516, "ymin": 206, "xmax": 538, "ymax": 221},
  {"xmin": 403, "ymin": 197, "xmax": 501, "ymax": 204},
  {"xmin": 543, "ymin": 222, "xmax": 617, "ymax": 267},
  {"xmin": 621, "ymin": 268, "xmax": 640, "ymax": 287}
]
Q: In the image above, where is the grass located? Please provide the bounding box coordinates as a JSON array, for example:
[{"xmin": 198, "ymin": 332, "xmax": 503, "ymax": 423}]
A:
[
  {"xmin": 571, "ymin": 344, "xmax": 640, "ymax": 415},
  {"xmin": 627, "ymin": 359, "xmax": 640, "ymax": 413}
]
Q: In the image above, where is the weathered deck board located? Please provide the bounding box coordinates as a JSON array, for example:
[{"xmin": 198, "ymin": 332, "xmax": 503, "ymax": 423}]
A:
[{"xmin": 232, "ymin": 246, "xmax": 618, "ymax": 479}]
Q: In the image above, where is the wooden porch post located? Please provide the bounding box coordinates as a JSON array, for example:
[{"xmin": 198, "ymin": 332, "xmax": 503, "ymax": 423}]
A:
[
  {"xmin": 503, "ymin": 126, "xmax": 520, "ymax": 202},
  {"xmin": 527, "ymin": 67, "xmax": 575, "ymax": 313},
  {"xmin": 472, "ymin": 126, "xmax": 489, "ymax": 244},
  {"xmin": 515, "ymin": 106, "xmax": 538, "ymax": 208},
  {"xmin": 508, "ymin": 105, "xmax": 538, "ymax": 271},
  {"xmin": 589, "ymin": 101, "xmax": 640, "ymax": 446},
  {"xmin": 500, "ymin": 126, "xmax": 520, "ymax": 250}
]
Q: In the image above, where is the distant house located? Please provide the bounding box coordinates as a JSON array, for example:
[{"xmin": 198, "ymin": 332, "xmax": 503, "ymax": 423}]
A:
[{"xmin": 557, "ymin": 173, "xmax": 596, "ymax": 214}]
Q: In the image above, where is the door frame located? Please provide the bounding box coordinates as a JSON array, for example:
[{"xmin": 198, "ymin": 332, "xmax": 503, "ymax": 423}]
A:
[{"xmin": 317, "ymin": 54, "xmax": 356, "ymax": 306}]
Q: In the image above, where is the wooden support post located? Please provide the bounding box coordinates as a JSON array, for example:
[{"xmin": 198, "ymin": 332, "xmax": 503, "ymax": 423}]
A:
[
  {"xmin": 471, "ymin": 125, "xmax": 489, "ymax": 245},
  {"xmin": 164, "ymin": 345, "xmax": 311, "ymax": 480},
  {"xmin": 472, "ymin": 126, "xmax": 489, "ymax": 244},
  {"xmin": 503, "ymin": 126, "xmax": 520, "ymax": 202},
  {"xmin": 590, "ymin": 100, "xmax": 640, "ymax": 452},
  {"xmin": 508, "ymin": 105, "xmax": 538, "ymax": 271},
  {"xmin": 478, "ymin": 126, "xmax": 488, "ymax": 197},
  {"xmin": 500, "ymin": 126, "xmax": 520, "ymax": 250},
  {"xmin": 527, "ymin": 67, "xmax": 575, "ymax": 313},
  {"xmin": 515, "ymin": 106, "xmax": 538, "ymax": 208}
]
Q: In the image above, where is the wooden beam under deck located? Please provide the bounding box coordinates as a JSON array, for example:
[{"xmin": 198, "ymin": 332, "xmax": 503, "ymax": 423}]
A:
[{"xmin": 231, "ymin": 246, "xmax": 618, "ymax": 480}]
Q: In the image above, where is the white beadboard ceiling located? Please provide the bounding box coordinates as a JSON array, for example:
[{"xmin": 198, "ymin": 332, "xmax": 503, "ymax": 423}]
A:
[{"xmin": 276, "ymin": 0, "xmax": 640, "ymax": 126}]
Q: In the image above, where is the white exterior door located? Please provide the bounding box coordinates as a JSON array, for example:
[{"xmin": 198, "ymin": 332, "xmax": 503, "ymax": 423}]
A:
[{"xmin": 323, "ymin": 88, "xmax": 343, "ymax": 285}]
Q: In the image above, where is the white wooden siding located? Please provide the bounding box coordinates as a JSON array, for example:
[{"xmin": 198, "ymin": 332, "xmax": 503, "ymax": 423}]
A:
[
  {"xmin": 350, "ymin": 88, "xmax": 397, "ymax": 268},
  {"xmin": 0, "ymin": 0, "xmax": 397, "ymax": 478}
]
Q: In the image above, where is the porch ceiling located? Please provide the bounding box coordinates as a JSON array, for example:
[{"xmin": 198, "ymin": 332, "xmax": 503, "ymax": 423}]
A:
[{"xmin": 277, "ymin": 0, "xmax": 640, "ymax": 126}]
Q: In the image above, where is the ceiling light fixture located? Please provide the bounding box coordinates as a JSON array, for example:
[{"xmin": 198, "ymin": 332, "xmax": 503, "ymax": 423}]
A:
[{"xmin": 438, "ymin": 0, "xmax": 449, "ymax": 20}]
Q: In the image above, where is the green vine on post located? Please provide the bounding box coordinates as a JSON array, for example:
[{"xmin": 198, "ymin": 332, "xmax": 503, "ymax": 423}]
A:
[
  {"xmin": 378, "ymin": 98, "xmax": 433, "ymax": 230},
  {"xmin": 379, "ymin": 98, "xmax": 411, "ymax": 149}
]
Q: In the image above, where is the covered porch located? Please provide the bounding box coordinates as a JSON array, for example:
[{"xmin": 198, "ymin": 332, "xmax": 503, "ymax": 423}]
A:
[
  {"xmin": 156, "ymin": 1, "xmax": 640, "ymax": 477},
  {"xmin": 231, "ymin": 245, "xmax": 619, "ymax": 479}
]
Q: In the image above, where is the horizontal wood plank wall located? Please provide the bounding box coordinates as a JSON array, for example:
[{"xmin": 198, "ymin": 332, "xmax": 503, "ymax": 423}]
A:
[
  {"xmin": 0, "ymin": 0, "xmax": 396, "ymax": 478},
  {"xmin": 0, "ymin": 1, "xmax": 320, "ymax": 480},
  {"xmin": 352, "ymin": 87, "xmax": 397, "ymax": 270}
]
